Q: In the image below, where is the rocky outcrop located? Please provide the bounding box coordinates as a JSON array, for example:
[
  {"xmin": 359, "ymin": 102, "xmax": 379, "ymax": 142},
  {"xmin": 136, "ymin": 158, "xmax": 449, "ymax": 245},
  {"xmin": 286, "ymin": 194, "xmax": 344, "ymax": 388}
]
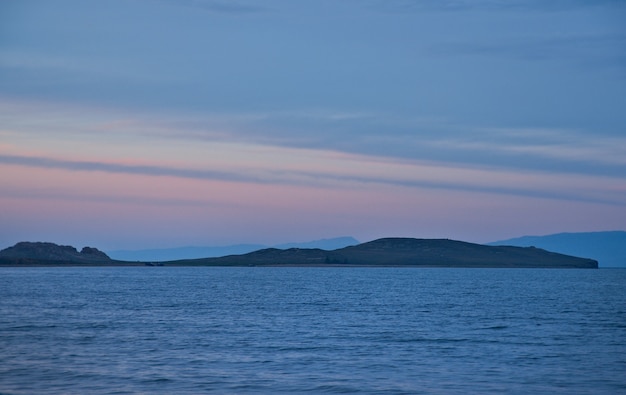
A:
[
  {"xmin": 80, "ymin": 246, "xmax": 110, "ymax": 260},
  {"xmin": 0, "ymin": 242, "xmax": 111, "ymax": 264}
]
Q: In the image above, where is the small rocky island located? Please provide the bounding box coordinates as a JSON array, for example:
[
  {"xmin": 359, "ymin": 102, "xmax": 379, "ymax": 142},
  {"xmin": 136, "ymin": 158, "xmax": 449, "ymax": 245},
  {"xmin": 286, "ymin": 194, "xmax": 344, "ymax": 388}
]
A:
[
  {"xmin": 0, "ymin": 238, "xmax": 598, "ymax": 268},
  {"xmin": 0, "ymin": 242, "xmax": 118, "ymax": 266}
]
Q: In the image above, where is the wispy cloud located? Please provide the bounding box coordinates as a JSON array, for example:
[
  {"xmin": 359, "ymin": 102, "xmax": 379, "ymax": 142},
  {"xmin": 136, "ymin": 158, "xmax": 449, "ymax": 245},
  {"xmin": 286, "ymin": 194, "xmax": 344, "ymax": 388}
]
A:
[
  {"xmin": 2, "ymin": 0, "xmax": 624, "ymax": 247},
  {"xmin": 375, "ymin": 0, "xmax": 625, "ymax": 13},
  {"xmin": 2, "ymin": 97, "xmax": 624, "ymax": 181},
  {"xmin": 423, "ymin": 127, "xmax": 626, "ymax": 168},
  {"xmin": 2, "ymin": 149, "xmax": 624, "ymax": 207},
  {"xmin": 0, "ymin": 49, "xmax": 184, "ymax": 85},
  {"xmin": 1, "ymin": 184, "xmax": 221, "ymax": 208},
  {"xmin": 157, "ymin": 0, "xmax": 269, "ymax": 15},
  {"xmin": 0, "ymin": 154, "xmax": 263, "ymax": 184},
  {"xmin": 430, "ymin": 34, "xmax": 626, "ymax": 71},
  {"xmin": 162, "ymin": 111, "xmax": 626, "ymax": 178}
]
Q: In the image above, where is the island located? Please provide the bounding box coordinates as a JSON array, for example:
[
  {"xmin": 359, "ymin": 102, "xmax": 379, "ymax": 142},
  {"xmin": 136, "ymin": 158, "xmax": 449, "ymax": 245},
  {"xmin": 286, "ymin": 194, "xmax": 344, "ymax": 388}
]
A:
[{"xmin": 0, "ymin": 238, "xmax": 598, "ymax": 268}]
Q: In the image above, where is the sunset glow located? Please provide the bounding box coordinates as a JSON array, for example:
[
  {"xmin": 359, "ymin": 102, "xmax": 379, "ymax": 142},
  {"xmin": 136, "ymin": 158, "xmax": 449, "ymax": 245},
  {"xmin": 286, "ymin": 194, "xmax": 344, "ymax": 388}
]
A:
[{"xmin": 1, "ymin": 1, "xmax": 625, "ymax": 250}]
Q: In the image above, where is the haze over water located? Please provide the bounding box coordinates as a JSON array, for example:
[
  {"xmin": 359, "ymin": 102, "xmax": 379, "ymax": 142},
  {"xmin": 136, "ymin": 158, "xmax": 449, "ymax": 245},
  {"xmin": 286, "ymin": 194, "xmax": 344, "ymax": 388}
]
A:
[{"xmin": 1, "ymin": 267, "xmax": 625, "ymax": 394}]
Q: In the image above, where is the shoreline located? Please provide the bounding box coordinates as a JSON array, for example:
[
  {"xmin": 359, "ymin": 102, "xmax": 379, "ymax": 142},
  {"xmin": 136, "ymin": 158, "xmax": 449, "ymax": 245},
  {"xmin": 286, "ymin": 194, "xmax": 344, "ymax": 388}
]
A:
[{"xmin": 0, "ymin": 262, "xmax": 599, "ymax": 268}]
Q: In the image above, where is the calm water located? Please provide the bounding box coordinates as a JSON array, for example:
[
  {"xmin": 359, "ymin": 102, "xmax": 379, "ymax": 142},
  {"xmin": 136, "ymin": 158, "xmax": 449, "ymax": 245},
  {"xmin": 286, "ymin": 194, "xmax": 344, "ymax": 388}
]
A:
[{"xmin": 1, "ymin": 267, "xmax": 625, "ymax": 394}]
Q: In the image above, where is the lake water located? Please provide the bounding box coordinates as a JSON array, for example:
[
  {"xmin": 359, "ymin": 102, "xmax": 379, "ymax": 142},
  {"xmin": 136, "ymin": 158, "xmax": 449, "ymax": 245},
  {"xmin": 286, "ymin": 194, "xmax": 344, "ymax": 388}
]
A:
[{"xmin": 1, "ymin": 267, "xmax": 625, "ymax": 394}]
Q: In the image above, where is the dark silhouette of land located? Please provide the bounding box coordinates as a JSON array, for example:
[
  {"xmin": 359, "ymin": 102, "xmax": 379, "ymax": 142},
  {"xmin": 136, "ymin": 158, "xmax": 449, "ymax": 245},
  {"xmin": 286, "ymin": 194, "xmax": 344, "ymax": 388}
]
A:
[
  {"xmin": 0, "ymin": 238, "xmax": 598, "ymax": 268},
  {"xmin": 107, "ymin": 236, "xmax": 359, "ymax": 261},
  {"xmin": 0, "ymin": 242, "xmax": 137, "ymax": 266},
  {"xmin": 168, "ymin": 238, "xmax": 597, "ymax": 268}
]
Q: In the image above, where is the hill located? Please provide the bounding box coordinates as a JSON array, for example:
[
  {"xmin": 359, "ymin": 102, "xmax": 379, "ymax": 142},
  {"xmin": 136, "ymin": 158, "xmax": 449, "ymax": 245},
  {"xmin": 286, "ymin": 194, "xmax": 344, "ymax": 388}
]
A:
[
  {"xmin": 489, "ymin": 231, "xmax": 626, "ymax": 267},
  {"xmin": 106, "ymin": 237, "xmax": 359, "ymax": 261},
  {"xmin": 167, "ymin": 238, "xmax": 598, "ymax": 268}
]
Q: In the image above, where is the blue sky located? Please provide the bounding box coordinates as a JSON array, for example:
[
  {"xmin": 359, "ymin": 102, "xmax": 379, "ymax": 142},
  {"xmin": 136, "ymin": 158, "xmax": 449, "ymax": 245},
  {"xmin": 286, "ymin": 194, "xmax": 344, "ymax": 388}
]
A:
[{"xmin": 1, "ymin": 0, "xmax": 625, "ymax": 250}]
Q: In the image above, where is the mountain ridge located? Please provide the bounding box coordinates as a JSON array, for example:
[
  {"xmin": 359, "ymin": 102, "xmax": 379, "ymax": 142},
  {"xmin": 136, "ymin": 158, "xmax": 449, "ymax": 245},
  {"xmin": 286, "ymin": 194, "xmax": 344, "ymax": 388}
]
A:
[{"xmin": 0, "ymin": 237, "xmax": 599, "ymax": 268}]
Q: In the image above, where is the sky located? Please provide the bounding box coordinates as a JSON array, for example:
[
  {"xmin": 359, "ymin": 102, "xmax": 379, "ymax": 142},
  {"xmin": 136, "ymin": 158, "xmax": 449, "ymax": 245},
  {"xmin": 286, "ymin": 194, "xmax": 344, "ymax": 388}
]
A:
[{"xmin": 1, "ymin": 0, "xmax": 625, "ymax": 251}]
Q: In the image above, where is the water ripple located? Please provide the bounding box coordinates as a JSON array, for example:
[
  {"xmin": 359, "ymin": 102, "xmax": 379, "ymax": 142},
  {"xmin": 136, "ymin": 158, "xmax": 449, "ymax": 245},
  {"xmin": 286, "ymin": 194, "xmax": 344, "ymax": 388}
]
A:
[{"xmin": 1, "ymin": 267, "xmax": 625, "ymax": 394}]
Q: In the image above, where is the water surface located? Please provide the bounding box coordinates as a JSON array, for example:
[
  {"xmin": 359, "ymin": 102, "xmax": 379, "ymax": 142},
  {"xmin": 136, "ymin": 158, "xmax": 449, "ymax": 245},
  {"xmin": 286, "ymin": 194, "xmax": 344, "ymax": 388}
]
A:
[{"xmin": 1, "ymin": 267, "xmax": 625, "ymax": 394}]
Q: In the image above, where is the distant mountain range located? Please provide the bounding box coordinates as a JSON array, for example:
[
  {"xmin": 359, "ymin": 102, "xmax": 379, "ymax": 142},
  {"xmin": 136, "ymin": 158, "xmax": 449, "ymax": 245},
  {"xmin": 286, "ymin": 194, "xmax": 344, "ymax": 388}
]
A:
[
  {"xmin": 107, "ymin": 237, "xmax": 359, "ymax": 261},
  {"xmin": 489, "ymin": 231, "xmax": 626, "ymax": 268},
  {"xmin": 0, "ymin": 238, "xmax": 597, "ymax": 268}
]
